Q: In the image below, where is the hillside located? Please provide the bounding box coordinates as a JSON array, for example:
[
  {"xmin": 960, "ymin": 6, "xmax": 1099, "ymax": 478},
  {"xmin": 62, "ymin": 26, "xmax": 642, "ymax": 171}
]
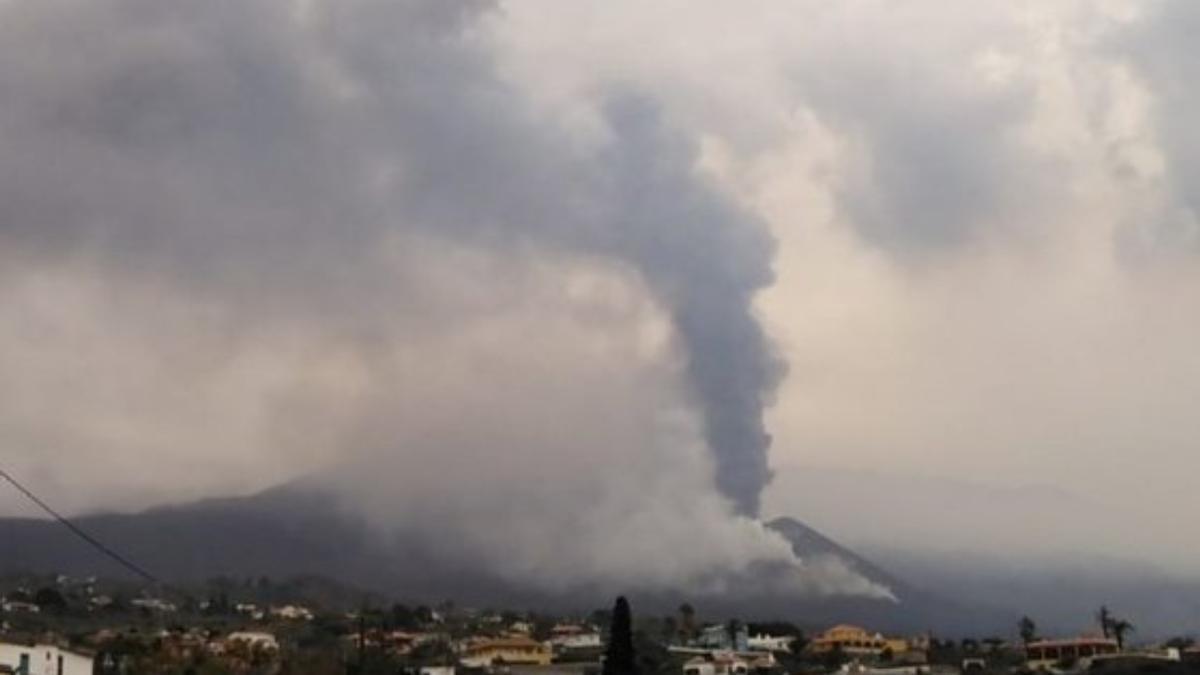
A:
[{"xmin": 1, "ymin": 482, "xmax": 1006, "ymax": 633}]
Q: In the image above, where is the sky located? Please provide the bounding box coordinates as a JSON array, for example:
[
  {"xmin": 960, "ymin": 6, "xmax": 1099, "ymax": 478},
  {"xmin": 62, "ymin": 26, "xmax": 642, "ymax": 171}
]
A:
[{"xmin": 2, "ymin": 0, "xmax": 1200, "ymax": 587}]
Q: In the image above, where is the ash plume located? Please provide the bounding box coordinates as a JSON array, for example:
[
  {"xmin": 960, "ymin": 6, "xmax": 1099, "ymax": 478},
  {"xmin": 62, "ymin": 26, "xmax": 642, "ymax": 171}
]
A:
[{"xmin": 0, "ymin": 0, "xmax": 860, "ymax": 594}]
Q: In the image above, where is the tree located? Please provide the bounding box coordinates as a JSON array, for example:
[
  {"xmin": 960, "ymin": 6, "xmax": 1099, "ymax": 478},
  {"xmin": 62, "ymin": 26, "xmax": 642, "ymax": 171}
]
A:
[
  {"xmin": 1110, "ymin": 619, "xmax": 1134, "ymax": 651},
  {"xmin": 591, "ymin": 608, "xmax": 614, "ymax": 632},
  {"xmin": 391, "ymin": 604, "xmax": 418, "ymax": 630},
  {"xmin": 1165, "ymin": 637, "xmax": 1195, "ymax": 650},
  {"xmin": 1018, "ymin": 616, "xmax": 1038, "ymax": 648},
  {"xmin": 415, "ymin": 605, "xmax": 435, "ymax": 625},
  {"xmin": 33, "ymin": 586, "xmax": 67, "ymax": 612},
  {"xmin": 1097, "ymin": 605, "xmax": 1134, "ymax": 650},
  {"xmin": 661, "ymin": 616, "xmax": 678, "ymax": 643},
  {"xmin": 1097, "ymin": 605, "xmax": 1112, "ymax": 638},
  {"xmin": 822, "ymin": 645, "xmax": 849, "ymax": 670},
  {"xmin": 726, "ymin": 619, "xmax": 743, "ymax": 649},
  {"xmin": 603, "ymin": 596, "xmax": 638, "ymax": 675},
  {"xmin": 678, "ymin": 603, "xmax": 696, "ymax": 641}
]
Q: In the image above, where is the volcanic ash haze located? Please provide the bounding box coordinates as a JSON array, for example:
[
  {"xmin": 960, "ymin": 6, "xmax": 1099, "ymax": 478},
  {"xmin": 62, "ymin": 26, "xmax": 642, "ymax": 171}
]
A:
[{"xmin": 0, "ymin": 0, "xmax": 885, "ymax": 597}]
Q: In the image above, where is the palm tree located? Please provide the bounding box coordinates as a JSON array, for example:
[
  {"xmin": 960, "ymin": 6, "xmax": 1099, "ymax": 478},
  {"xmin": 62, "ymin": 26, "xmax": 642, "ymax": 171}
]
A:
[
  {"xmin": 1110, "ymin": 619, "xmax": 1134, "ymax": 651},
  {"xmin": 678, "ymin": 603, "xmax": 696, "ymax": 642},
  {"xmin": 1096, "ymin": 606, "xmax": 1112, "ymax": 638},
  {"xmin": 1018, "ymin": 616, "xmax": 1038, "ymax": 648},
  {"xmin": 604, "ymin": 597, "xmax": 638, "ymax": 675}
]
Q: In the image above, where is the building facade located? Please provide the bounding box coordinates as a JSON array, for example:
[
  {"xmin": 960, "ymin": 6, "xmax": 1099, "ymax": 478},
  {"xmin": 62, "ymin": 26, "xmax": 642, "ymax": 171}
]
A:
[
  {"xmin": 461, "ymin": 637, "xmax": 553, "ymax": 667},
  {"xmin": 1025, "ymin": 638, "xmax": 1118, "ymax": 668},
  {"xmin": 808, "ymin": 625, "xmax": 909, "ymax": 658},
  {"xmin": 0, "ymin": 643, "xmax": 94, "ymax": 675}
]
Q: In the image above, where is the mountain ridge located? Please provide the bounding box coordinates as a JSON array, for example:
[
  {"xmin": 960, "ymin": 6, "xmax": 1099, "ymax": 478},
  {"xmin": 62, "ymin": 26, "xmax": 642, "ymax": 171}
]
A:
[{"xmin": 1, "ymin": 480, "xmax": 1007, "ymax": 634}]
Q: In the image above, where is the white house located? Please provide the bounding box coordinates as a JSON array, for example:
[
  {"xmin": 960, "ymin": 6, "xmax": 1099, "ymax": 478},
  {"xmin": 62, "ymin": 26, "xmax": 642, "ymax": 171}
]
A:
[
  {"xmin": 270, "ymin": 605, "xmax": 314, "ymax": 621},
  {"xmin": 548, "ymin": 625, "xmax": 602, "ymax": 652},
  {"xmin": 0, "ymin": 643, "xmax": 94, "ymax": 675},
  {"xmin": 747, "ymin": 634, "xmax": 795, "ymax": 654},
  {"xmin": 0, "ymin": 600, "xmax": 39, "ymax": 614},
  {"xmin": 225, "ymin": 632, "xmax": 279, "ymax": 652},
  {"xmin": 509, "ymin": 621, "xmax": 535, "ymax": 635},
  {"xmin": 234, "ymin": 603, "xmax": 266, "ymax": 620},
  {"xmin": 683, "ymin": 654, "xmax": 749, "ymax": 675},
  {"xmin": 130, "ymin": 598, "xmax": 177, "ymax": 613}
]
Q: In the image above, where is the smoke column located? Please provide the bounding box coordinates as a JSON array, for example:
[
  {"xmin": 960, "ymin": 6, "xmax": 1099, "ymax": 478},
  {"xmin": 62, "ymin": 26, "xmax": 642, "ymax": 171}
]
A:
[{"xmin": 596, "ymin": 98, "xmax": 784, "ymax": 516}]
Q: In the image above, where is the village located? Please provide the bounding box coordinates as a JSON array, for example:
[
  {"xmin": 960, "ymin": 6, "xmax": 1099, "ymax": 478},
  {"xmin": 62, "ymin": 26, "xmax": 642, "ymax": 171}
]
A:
[{"xmin": 1, "ymin": 574, "xmax": 1197, "ymax": 675}]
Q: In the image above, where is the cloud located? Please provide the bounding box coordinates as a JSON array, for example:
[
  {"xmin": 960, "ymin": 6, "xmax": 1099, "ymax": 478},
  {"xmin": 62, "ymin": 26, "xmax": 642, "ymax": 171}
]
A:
[
  {"xmin": 1113, "ymin": 0, "xmax": 1200, "ymax": 250},
  {"xmin": 0, "ymin": 0, "xmax": 882, "ymax": 596},
  {"xmin": 484, "ymin": 0, "xmax": 1200, "ymax": 573},
  {"xmin": 7, "ymin": 0, "xmax": 1200, "ymax": 592}
]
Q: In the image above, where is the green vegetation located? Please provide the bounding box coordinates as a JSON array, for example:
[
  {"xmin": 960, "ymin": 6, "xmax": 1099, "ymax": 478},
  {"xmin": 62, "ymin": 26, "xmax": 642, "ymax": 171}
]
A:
[
  {"xmin": 603, "ymin": 596, "xmax": 638, "ymax": 675},
  {"xmin": 1019, "ymin": 615, "xmax": 1038, "ymax": 647}
]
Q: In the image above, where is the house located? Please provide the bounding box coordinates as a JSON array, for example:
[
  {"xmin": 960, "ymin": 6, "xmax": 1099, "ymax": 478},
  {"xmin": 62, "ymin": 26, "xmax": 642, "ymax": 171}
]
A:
[
  {"xmin": 808, "ymin": 625, "xmax": 910, "ymax": 658},
  {"xmin": 130, "ymin": 598, "xmax": 177, "ymax": 613},
  {"xmin": 839, "ymin": 664, "xmax": 930, "ymax": 675},
  {"xmin": 234, "ymin": 603, "xmax": 264, "ymax": 619},
  {"xmin": 225, "ymin": 632, "xmax": 279, "ymax": 652},
  {"xmin": 379, "ymin": 630, "xmax": 444, "ymax": 656},
  {"xmin": 549, "ymin": 624, "xmax": 603, "ymax": 653},
  {"xmin": 270, "ymin": 604, "xmax": 314, "ymax": 621},
  {"xmin": 697, "ymin": 625, "xmax": 749, "ymax": 652},
  {"xmin": 87, "ymin": 596, "xmax": 113, "ymax": 610},
  {"xmin": 683, "ymin": 654, "xmax": 749, "ymax": 675},
  {"xmin": 461, "ymin": 637, "xmax": 553, "ymax": 667},
  {"xmin": 0, "ymin": 642, "xmax": 94, "ymax": 675},
  {"xmin": 0, "ymin": 600, "xmax": 39, "ymax": 614},
  {"xmin": 1025, "ymin": 637, "xmax": 1118, "ymax": 668},
  {"xmin": 747, "ymin": 634, "xmax": 795, "ymax": 653}
]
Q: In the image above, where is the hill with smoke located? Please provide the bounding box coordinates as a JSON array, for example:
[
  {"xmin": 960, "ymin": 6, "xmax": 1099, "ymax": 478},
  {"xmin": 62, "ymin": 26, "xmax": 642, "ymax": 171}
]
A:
[
  {"xmin": 1, "ymin": 481, "xmax": 998, "ymax": 632},
  {"xmin": 0, "ymin": 0, "xmax": 861, "ymax": 596}
]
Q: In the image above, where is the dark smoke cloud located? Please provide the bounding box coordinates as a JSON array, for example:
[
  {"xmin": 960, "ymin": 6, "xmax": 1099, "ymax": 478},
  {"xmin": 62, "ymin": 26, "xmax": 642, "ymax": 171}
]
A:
[
  {"xmin": 595, "ymin": 97, "xmax": 785, "ymax": 515},
  {"xmin": 0, "ymin": 0, "xmax": 782, "ymax": 516},
  {"xmin": 0, "ymin": 0, "xmax": 829, "ymax": 591}
]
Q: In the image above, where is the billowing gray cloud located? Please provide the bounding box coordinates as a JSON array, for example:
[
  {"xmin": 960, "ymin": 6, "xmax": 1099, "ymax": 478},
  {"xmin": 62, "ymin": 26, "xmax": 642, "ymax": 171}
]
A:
[
  {"xmin": 0, "ymin": 0, "xmax": 855, "ymax": 594},
  {"xmin": 8, "ymin": 0, "xmax": 1200, "ymax": 598},
  {"xmin": 0, "ymin": 0, "xmax": 782, "ymax": 516},
  {"xmin": 1114, "ymin": 0, "xmax": 1200, "ymax": 250},
  {"xmin": 480, "ymin": 1, "xmax": 1200, "ymax": 578},
  {"xmin": 783, "ymin": 4, "xmax": 1046, "ymax": 256}
]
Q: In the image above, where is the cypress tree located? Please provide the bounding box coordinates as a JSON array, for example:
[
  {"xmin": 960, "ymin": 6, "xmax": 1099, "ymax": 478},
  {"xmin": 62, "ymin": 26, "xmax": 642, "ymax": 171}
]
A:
[{"xmin": 603, "ymin": 596, "xmax": 638, "ymax": 675}]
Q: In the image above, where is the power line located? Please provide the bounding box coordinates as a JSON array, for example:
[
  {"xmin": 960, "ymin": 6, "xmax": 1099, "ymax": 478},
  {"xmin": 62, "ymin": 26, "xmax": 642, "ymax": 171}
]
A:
[{"xmin": 0, "ymin": 466, "xmax": 159, "ymax": 584}]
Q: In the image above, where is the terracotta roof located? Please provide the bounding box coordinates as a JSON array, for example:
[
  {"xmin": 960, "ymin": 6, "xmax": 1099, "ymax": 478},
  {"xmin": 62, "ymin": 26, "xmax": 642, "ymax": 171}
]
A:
[
  {"xmin": 1028, "ymin": 638, "xmax": 1118, "ymax": 648},
  {"xmin": 468, "ymin": 637, "xmax": 546, "ymax": 650}
]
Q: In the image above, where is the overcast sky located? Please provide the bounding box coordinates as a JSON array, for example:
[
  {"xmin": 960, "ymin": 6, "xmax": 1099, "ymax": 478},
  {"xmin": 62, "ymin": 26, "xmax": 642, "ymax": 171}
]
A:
[{"xmin": 3, "ymin": 0, "xmax": 1200, "ymax": 584}]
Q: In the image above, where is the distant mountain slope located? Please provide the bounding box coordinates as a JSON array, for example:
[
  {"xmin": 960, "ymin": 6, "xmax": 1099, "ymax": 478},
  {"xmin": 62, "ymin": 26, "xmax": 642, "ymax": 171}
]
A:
[
  {"xmin": 1, "ymin": 481, "xmax": 1007, "ymax": 633},
  {"xmin": 764, "ymin": 517, "xmax": 1013, "ymax": 635},
  {"xmin": 864, "ymin": 546, "xmax": 1200, "ymax": 639},
  {"xmin": 0, "ymin": 481, "xmax": 507, "ymax": 601},
  {"xmin": 766, "ymin": 517, "xmax": 907, "ymax": 591}
]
